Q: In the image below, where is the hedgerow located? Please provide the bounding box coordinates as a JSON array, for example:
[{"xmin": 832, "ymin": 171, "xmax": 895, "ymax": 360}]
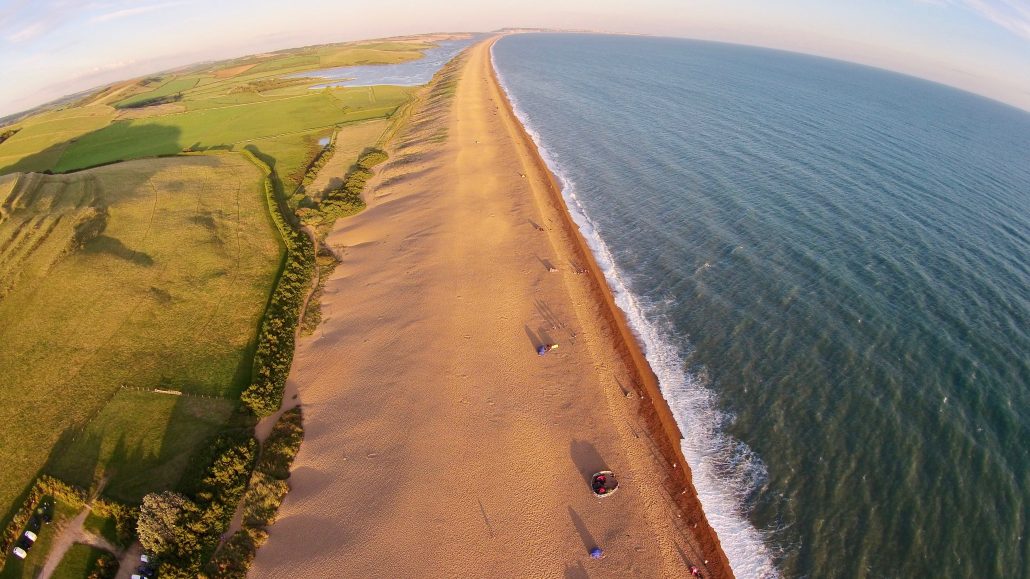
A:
[
  {"xmin": 301, "ymin": 135, "xmax": 337, "ymax": 187},
  {"xmin": 207, "ymin": 408, "xmax": 304, "ymax": 577},
  {"xmin": 239, "ymin": 151, "xmax": 315, "ymax": 416}
]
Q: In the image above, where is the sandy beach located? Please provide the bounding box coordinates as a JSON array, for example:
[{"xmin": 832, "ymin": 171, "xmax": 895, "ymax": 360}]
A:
[{"xmin": 252, "ymin": 36, "xmax": 732, "ymax": 578}]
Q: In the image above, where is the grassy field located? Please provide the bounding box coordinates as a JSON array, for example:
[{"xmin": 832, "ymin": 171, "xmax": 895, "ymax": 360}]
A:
[
  {"xmin": 113, "ymin": 77, "xmax": 200, "ymax": 108},
  {"xmin": 50, "ymin": 543, "xmax": 114, "ymax": 579},
  {"xmin": 0, "ymin": 35, "xmax": 459, "ymax": 568},
  {"xmin": 0, "ymin": 155, "xmax": 282, "ymax": 523},
  {"xmin": 47, "ymin": 391, "xmax": 235, "ymax": 503},
  {"xmin": 46, "ymin": 87, "xmax": 411, "ymax": 173},
  {"xmin": 0, "ymin": 107, "xmax": 114, "ymax": 173}
]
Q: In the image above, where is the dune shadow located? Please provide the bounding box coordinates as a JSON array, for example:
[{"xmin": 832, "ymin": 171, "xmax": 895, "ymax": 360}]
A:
[
  {"xmin": 83, "ymin": 235, "xmax": 154, "ymax": 266},
  {"xmin": 570, "ymin": 439, "xmax": 608, "ymax": 486}
]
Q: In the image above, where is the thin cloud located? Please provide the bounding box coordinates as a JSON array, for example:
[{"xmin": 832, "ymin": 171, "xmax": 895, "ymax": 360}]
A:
[
  {"xmin": 6, "ymin": 21, "xmax": 46, "ymax": 43},
  {"xmin": 962, "ymin": 0, "xmax": 1030, "ymax": 40},
  {"xmin": 920, "ymin": 0, "xmax": 1030, "ymax": 40},
  {"xmin": 89, "ymin": 1, "xmax": 191, "ymax": 24}
]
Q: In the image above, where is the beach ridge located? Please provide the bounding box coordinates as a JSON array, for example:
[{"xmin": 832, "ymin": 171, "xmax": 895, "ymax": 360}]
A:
[{"xmin": 484, "ymin": 35, "xmax": 734, "ymax": 577}]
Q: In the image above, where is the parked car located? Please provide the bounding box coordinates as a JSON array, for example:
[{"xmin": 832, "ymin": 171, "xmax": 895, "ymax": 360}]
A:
[
  {"xmin": 37, "ymin": 498, "xmax": 53, "ymax": 524},
  {"xmin": 11, "ymin": 546, "xmax": 27, "ymax": 559},
  {"xmin": 19, "ymin": 530, "xmax": 37, "ymax": 550}
]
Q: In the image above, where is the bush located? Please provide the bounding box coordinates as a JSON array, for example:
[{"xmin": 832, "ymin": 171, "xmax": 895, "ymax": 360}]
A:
[
  {"xmin": 256, "ymin": 407, "xmax": 304, "ymax": 480},
  {"xmin": 148, "ymin": 436, "xmax": 258, "ymax": 576},
  {"xmin": 356, "ymin": 148, "xmax": 388, "ymax": 169},
  {"xmin": 202, "ymin": 527, "xmax": 267, "ymax": 579},
  {"xmin": 87, "ymin": 550, "xmax": 118, "ymax": 579},
  {"xmin": 86, "ymin": 499, "xmax": 137, "ymax": 547}
]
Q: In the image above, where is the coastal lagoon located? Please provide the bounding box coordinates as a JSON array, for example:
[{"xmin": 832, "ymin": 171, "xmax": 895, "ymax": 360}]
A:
[
  {"xmin": 298, "ymin": 38, "xmax": 475, "ymax": 88},
  {"xmin": 494, "ymin": 33, "xmax": 1030, "ymax": 578}
]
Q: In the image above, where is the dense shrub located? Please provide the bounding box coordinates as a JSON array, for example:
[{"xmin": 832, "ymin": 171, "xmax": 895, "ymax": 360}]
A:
[
  {"xmin": 0, "ymin": 127, "xmax": 19, "ymax": 146},
  {"xmin": 356, "ymin": 148, "xmax": 388, "ymax": 169},
  {"xmin": 202, "ymin": 527, "xmax": 267, "ymax": 579},
  {"xmin": 301, "ymin": 138, "xmax": 336, "ymax": 187},
  {"xmin": 208, "ymin": 408, "xmax": 304, "ymax": 576},
  {"xmin": 91, "ymin": 498, "xmax": 138, "ymax": 546},
  {"xmin": 240, "ymin": 151, "xmax": 315, "ymax": 416},
  {"xmin": 255, "ymin": 407, "xmax": 304, "ymax": 480},
  {"xmin": 148, "ymin": 436, "xmax": 257, "ymax": 576},
  {"xmin": 241, "ymin": 472, "xmax": 288, "ymax": 528},
  {"xmin": 87, "ymin": 549, "xmax": 118, "ymax": 579}
]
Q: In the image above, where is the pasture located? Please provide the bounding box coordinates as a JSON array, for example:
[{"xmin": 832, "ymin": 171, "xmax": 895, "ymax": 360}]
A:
[
  {"xmin": 51, "ymin": 543, "xmax": 114, "ymax": 579},
  {"xmin": 0, "ymin": 155, "xmax": 282, "ymax": 523},
  {"xmin": 113, "ymin": 77, "xmax": 200, "ymax": 108}
]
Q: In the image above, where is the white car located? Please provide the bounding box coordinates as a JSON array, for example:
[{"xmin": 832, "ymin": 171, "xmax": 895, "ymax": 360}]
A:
[
  {"xmin": 22, "ymin": 530, "xmax": 37, "ymax": 544},
  {"xmin": 11, "ymin": 547, "xmax": 27, "ymax": 559}
]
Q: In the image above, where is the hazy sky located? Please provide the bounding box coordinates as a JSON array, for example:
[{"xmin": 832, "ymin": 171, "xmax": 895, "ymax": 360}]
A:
[{"xmin": 1, "ymin": 0, "xmax": 1028, "ymax": 117}]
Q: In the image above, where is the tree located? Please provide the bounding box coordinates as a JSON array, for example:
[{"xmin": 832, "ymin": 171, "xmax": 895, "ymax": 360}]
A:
[{"xmin": 136, "ymin": 491, "xmax": 199, "ymax": 557}]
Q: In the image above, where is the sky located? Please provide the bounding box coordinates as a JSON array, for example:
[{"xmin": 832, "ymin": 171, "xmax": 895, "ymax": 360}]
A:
[{"xmin": 1, "ymin": 0, "xmax": 1028, "ymax": 117}]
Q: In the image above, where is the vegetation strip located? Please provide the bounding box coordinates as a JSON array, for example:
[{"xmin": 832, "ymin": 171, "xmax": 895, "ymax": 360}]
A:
[
  {"xmin": 206, "ymin": 408, "xmax": 303, "ymax": 578},
  {"xmin": 239, "ymin": 150, "xmax": 315, "ymax": 416}
]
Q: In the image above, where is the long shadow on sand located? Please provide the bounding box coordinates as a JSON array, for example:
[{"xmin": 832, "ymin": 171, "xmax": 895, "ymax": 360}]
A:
[
  {"xmin": 568, "ymin": 506, "xmax": 597, "ymax": 553},
  {"xmin": 569, "ymin": 439, "xmax": 608, "ymax": 486}
]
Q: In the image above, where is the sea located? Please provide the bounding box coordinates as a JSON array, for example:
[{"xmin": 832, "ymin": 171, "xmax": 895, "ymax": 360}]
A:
[{"xmin": 491, "ymin": 33, "xmax": 1030, "ymax": 578}]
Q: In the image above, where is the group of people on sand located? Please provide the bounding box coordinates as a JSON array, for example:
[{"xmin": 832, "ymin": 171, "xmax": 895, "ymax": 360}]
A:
[{"xmin": 531, "ymin": 309, "xmax": 705, "ymax": 577}]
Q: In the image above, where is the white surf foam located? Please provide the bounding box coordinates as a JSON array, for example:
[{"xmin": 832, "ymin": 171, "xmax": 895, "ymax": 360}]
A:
[{"xmin": 492, "ymin": 42, "xmax": 779, "ymax": 578}]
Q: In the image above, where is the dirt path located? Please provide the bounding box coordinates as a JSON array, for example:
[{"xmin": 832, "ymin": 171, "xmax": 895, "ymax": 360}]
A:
[
  {"xmin": 251, "ymin": 37, "xmax": 730, "ymax": 578},
  {"xmin": 39, "ymin": 507, "xmax": 120, "ymax": 579}
]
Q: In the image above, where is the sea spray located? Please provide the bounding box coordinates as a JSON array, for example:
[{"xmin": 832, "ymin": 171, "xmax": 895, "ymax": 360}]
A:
[{"xmin": 492, "ymin": 42, "xmax": 780, "ymax": 579}]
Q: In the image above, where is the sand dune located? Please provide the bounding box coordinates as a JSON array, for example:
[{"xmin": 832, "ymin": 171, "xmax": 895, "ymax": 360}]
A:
[{"xmin": 252, "ymin": 37, "xmax": 730, "ymax": 578}]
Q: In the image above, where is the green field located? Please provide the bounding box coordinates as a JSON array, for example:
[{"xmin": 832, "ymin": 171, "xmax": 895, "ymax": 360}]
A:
[
  {"xmin": 48, "ymin": 391, "xmax": 236, "ymax": 503},
  {"xmin": 47, "ymin": 87, "xmax": 410, "ymax": 173},
  {"xmin": 0, "ymin": 155, "xmax": 282, "ymax": 522},
  {"xmin": 114, "ymin": 77, "xmax": 200, "ymax": 108},
  {"xmin": 51, "ymin": 543, "xmax": 114, "ymax": 579},
  {"xmin": 0, "ymin": 34, "xmax": 449, "ymax": 570}
]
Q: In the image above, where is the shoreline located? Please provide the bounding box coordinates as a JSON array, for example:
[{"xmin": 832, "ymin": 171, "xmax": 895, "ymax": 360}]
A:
[
  {"xmin": 484, "ymin": 36, "xmax": 734, "ymax": 577},
  {"xmin": 254, "ymin": 36, "xmax": 734, "ymax": 578}
]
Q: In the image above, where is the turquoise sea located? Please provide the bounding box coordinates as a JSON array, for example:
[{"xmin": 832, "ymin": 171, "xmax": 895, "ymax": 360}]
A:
[{"xmin": 493, "ymin": 34, "xmax": 1030, "ymax": 578}]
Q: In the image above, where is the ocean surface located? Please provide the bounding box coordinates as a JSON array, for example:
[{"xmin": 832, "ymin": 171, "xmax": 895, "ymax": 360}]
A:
[
  {"xmin": 297, "ymin": 38, "xmax": 475, "ymax": 88},
  {"xmin": 492, "ymin": 34, "xmax": 1030, "ymax": 578}
]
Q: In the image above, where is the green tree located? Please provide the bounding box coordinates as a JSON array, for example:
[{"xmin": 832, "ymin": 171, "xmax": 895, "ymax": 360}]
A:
[{"xmin": 136, "ymin": 491, "xmax": 199, "ymax": 557}]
